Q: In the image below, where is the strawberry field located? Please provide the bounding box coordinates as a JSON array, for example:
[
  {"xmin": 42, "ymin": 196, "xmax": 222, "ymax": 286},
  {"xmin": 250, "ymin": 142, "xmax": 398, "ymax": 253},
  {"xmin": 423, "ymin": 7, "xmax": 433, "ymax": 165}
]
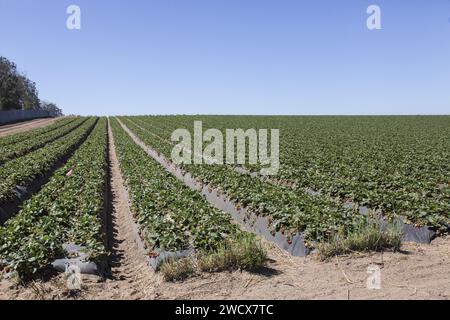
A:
[
  {"xmin": 120, "ymin": 115, "xmax": 450, "ymax": 234},
  {"xmin": 0, "ymin": 115, "xmax": 449, "ymax": 280}
]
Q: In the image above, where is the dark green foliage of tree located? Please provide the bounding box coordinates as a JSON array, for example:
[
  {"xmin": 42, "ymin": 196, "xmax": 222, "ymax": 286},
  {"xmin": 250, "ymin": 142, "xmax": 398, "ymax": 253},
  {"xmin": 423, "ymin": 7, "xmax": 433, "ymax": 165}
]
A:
[
  {"xmin": 0, "ymin": 56, "xmax": 61, "ymax": 114},
  {"xmin": 0, "ymin": 57, "xmax": 22, "ymax": 110},
  {"xmin": 41, "ymin": 101, "xmax": 63, "ymax": 117}
]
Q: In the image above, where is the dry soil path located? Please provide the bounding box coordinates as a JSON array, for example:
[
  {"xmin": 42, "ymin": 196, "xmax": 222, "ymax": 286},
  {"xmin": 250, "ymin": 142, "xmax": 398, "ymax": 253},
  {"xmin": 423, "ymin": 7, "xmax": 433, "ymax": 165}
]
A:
[{"xmin": 0, "ymin": 118, "xmax": 58, "ymax": 137}]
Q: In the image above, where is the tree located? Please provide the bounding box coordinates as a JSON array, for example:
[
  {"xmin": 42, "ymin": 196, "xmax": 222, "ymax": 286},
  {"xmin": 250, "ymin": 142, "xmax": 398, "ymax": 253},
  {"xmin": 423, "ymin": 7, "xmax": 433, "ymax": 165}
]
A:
[
  {"xmin": 18, "ymin": 75, "xmax": 40, "ymax": 110},
  {"xmin": 41, "ymin": 101, "xmax": 63, "ymax": 117},
  {"xmin": 0, "ymin": 56, "xmax": 43, "ymax": 111},
  {"xmin": 0, "ymin": 57, "xmax": 22, "ymax": 110}
]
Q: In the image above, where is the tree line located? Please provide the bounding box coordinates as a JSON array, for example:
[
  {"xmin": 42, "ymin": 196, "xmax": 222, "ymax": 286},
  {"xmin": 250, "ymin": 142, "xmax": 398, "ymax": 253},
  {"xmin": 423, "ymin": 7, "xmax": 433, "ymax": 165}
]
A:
[{"xmin": 0, "ymin": 56, "xmax": 63, "ymax": 116}]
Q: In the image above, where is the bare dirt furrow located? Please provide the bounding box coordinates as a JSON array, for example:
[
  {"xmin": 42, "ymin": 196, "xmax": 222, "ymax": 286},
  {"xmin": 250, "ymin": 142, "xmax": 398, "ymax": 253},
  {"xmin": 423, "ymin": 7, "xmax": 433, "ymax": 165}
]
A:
[{"xmin": 77, "ymin": 119, "xmax": 157, "ymax": 299}]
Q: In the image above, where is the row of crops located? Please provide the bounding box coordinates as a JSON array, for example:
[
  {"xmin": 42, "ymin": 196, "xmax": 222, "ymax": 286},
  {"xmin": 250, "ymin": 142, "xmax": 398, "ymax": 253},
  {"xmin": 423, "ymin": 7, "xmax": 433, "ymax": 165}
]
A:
[
  {"xmin": 0, "ymin": 117, "xmax": 78, "ymax": 148},
  {"xmin": 0, "ymin": 117, "xmax": 83, "ymax": 165},
  {"xmin": 0, "ymin": 116, "xmax": 263, "ymax": 278},
  {"xmin": 216, "ymin": 116, "xmax": 449, "ymax": 230},
  {"xmin": 111, "ymin": 118, "xmax": 251, "ymax": 253},
  {"xmin": 119, "ymin": 116, "xmax": 450, "ymax": 240},
  {"xmin": 0, "ymin": 117, "xmax": 108, "ymax": 276},
  {"xmin": 118, "ymin": 117, "xmax": 366, "ymax": 245},
  {"xmin": 0, "ymin": 117, "xmax": 97, "ymax": 206}
]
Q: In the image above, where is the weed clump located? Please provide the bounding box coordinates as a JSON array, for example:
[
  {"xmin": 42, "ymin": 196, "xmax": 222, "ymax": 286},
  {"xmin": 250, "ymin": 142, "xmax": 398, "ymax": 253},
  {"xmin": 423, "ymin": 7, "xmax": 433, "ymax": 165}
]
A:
[
  {"xmin": 198, "ymin": 234, "xmax": 267, "ymax": 272},
  {"xmin": 317, "ymin": 220, "xmax": 403, "ymax": 261},
  {"xmin": 160, "ymin": 234, "xmax": 267, "ymax": 282},
  {"xmin": 160, "ymin": 257, "xmax": 196, "ymax": 282}
]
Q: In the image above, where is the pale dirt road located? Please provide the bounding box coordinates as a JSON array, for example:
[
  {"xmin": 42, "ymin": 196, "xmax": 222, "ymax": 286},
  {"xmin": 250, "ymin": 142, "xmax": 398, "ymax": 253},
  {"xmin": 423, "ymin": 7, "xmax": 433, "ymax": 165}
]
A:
[
  {"xmin": 0, "ymin": 118, "xmax": 58, "ymax": 137},
  {"xmin": 0, "ymin": 121, "xmax": 449, "ymax": 300}
]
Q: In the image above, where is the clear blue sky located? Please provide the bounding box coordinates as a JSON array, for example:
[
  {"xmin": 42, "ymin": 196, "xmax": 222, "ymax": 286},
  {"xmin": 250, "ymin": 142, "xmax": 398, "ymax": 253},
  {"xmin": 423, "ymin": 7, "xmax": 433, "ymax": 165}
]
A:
[{"xmin": 1, "ymin": 0, "xmax": 449, "ymax": 116}]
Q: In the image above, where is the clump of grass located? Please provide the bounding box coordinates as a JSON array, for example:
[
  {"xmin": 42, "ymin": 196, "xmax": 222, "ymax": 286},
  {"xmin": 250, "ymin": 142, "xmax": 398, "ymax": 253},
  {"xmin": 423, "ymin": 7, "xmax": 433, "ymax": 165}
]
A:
[
  {"xmin": 160, "ymin": 257, "xmax": 196, "ymax": 282},
  {"xmin": 159, "ymin": 234, "xmax": 267, "ymax": 282},
  {"xmin": 317, "ymin": 220, "xmax": 402, "ymax": 261},
  {"xmin": 198, "ymin": 234, "xmax": 267, "ymax": 272}
]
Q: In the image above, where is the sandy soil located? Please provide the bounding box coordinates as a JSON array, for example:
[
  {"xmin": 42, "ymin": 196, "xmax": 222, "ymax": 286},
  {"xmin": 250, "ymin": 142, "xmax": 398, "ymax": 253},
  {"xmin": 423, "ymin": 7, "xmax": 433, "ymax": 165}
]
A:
[
  {"xmin": 0, "ymin": 118, "xmax": 58, "ymax": 137},
  {"xmin": 1, "ymin": 121, "xmax": 448, "ymax": 300},
  {"xmin": 1, "ymin": 237, "xmax": 449, "ymax": 300}
]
